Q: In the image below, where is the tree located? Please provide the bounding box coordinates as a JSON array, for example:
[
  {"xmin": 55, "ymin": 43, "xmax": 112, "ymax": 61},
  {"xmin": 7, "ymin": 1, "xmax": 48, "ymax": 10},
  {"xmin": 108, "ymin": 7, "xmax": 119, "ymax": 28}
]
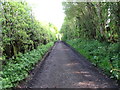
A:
[{"xmin": 60, "ymin": 2, "xmax": 120, "ymax": 43}]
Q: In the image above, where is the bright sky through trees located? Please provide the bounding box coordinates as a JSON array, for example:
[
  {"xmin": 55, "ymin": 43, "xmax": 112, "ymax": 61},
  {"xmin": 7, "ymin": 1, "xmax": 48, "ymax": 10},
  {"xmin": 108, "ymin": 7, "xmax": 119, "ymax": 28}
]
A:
[{"xmin": 26, "ymin": 0, "xmax": 65, "ymax": 30}]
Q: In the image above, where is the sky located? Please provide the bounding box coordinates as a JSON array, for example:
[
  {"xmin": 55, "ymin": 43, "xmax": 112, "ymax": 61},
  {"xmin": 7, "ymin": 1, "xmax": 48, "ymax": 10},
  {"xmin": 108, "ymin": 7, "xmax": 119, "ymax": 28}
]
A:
[{"xmin": 25, "ymin": 0, "xmax": 65, "ymax": 30}]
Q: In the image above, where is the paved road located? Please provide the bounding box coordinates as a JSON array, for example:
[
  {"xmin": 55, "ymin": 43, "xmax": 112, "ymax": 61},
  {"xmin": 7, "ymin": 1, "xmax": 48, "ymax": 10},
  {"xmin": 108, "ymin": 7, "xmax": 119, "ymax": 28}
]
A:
[{"xmin": 27, "ymin": 41, "xmax": 118, "ymax": 88}]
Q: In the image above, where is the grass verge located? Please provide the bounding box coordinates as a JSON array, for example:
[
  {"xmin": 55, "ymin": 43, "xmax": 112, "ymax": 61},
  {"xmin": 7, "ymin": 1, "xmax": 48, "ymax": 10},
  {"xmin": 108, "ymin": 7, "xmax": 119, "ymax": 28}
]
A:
[{"xmin": 67, "ymin": 39, "xmax": 120, "ymax": 84}]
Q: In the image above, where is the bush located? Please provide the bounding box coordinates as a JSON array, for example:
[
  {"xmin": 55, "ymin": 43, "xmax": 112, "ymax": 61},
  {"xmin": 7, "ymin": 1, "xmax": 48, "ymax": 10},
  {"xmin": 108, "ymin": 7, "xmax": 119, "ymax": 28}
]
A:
[{"xmin": 1, "ymin": 42, "xmax": 53, "ymax": 89}]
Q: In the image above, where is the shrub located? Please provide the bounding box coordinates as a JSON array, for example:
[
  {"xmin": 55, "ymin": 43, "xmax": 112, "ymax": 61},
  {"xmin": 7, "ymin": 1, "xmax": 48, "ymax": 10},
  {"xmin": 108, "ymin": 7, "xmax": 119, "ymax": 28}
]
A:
[{"xmin": 1, "ymin": 42, "xmax": 53, "ymax": 89}]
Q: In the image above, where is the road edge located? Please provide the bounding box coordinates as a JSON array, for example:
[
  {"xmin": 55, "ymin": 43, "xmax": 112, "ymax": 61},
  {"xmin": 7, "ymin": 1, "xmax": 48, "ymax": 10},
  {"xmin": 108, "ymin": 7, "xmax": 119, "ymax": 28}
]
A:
[
  {"xmin": 62, "ymin": 41, "xmax": 119, "ymax": 87},
  {"xmin": 16, "ymin": 42, "xmax": 57, "ymax": 88}
]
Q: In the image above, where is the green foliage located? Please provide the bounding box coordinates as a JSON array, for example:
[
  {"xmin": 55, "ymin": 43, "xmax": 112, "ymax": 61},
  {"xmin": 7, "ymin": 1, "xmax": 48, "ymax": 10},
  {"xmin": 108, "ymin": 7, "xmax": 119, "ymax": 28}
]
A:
[
  {"xmin": 0, "ymin": 0, "xmax": 57, "ymax": 89},
  {"xmin": 1, "ymin": 42, "xmax": 53, "ymax": 89},
  {"xmin": 61, "ymin": 2, "xmax": 120, "ymax": 84},
  {"xmin": 60, "ymin": 2, "xmax": 120, "ymax": 42},
  {"xmin": 1, "ymin": 0, "xmax": 58, "ymax": 60},
  {"xmin": 67, "ymin": 39, "xmax": 120, "ymax": 82}
]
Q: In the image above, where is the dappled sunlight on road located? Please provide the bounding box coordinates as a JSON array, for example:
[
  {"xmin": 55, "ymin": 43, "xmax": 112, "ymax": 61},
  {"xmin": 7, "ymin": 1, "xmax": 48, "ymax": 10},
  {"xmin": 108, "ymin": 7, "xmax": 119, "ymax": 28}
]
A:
[
  {"xmin": 71, "ymin": 71, "xmax": 89, "ymax": 74},
  {"xmin": 73, "ymin": 81, "xmax": 98, "ymax": 88},
  {"xmin": 65, "ymin": 63, "xmax": 79, "ymax": 66},
  {"xmin": 26, "ymin": 42, "xmax": 118, "ymax": 88}
]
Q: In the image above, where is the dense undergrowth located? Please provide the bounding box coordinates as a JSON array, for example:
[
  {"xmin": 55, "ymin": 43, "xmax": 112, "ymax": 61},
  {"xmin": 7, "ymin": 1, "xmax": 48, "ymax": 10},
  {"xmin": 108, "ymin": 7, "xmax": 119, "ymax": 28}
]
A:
[
  {"xmin": 67, "ymin": 39, "xmax": 120, "ymax": 84},
  {"xmin": 0, "ymin": 42, "xmax": 53, "ymax": 89},
  {"xmin": 1, "ymin": 1, "xmax": 57, "ymax": 63}
]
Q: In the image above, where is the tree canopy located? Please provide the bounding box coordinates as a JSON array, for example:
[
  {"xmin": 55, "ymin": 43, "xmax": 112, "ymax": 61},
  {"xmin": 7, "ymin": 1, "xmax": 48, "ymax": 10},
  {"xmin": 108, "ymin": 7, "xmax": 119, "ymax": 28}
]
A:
[
  {"xmin": 0, "ymin": 0, "xmax": 58, "ymax": 61},
  {"xmin": 60, "ymin": 2, "xmax": 120, "ymax": 43}
]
